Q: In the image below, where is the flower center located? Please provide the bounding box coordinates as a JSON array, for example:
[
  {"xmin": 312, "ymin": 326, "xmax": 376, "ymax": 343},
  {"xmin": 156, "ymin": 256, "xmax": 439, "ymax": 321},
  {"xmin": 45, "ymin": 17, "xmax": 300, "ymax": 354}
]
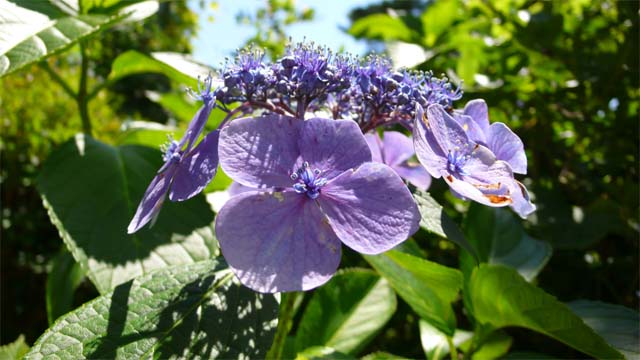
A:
[
  {"xmin": 162, "ymin": 139, "xmax": 182, "ymax": 163},
  {"xmin": 447, "ymin": 150, "xmax": 469, "ymax": 176},
  {"xmin": 291, "ymin": 161, "xmax": 327, "ymax": 200}
]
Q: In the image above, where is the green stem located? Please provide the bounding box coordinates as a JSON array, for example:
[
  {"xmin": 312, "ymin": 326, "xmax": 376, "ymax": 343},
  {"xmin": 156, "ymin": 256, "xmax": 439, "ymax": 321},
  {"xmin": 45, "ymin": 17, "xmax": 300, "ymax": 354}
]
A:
[
  {"xmin": 40, "ymin": 62, "xmax": 76, "ymax": 99},
  {"xmin": 266, "ymin": 292, "xmax": 299, "ymax": 360},
  {"xmin": 78, "ymin": 41, "xmax": 92, "ymax": 136},
  {"xmin": 447, "ymin": 336, "xmax": 458, "ymax": 360}
]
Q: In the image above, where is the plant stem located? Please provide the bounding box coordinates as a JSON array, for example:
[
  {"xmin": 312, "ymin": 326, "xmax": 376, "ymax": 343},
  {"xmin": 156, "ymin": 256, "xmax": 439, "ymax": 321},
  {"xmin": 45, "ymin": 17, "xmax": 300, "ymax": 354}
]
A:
[
  {"xmin": 266, "ymin": 292, "xmax": 298, "ymax": 360},
  {"xmin": 78, "ymin": 41, "xmax": 92, "ymax": 136},
  {"xmin": 40, "ymin": 62, "xmax": 76, "ymax": 99},
  {"xmin": 447, "ymin": 335, "xmax": 458, "ymax": 360}
]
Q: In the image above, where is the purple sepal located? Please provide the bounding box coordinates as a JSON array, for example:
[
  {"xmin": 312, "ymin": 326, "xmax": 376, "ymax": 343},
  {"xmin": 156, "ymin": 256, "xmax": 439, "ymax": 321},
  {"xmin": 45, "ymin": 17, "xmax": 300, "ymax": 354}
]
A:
[
  {"xmin": 169, "ymin": 130, "xmax": 220, "ymax": 201},
  {"xmin": 127, "ymin": 164, "xmax": 177, "ymax": 234}
]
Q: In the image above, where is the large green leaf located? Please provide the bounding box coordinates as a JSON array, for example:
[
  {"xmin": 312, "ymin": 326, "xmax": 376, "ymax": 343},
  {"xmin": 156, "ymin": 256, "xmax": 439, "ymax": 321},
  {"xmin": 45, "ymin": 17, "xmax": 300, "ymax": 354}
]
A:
[
  {"xmin": 567, "ymin": 300, "xmax": 640, "ymax": 360},
  {"xmin": 462, "ymin": 204, "xmax": 551, "ymax": 281},
  {"xmin": 37, "ymin": 134, "xmax": 218, "ymax": 294},
  {"xmin": 0, "ymin": 1, "xmax": 157, "ymax": 77},
  {"xmin": 469, "ymin": 265, "xmax": 623, "ymax": 359},
  {"xmin": 46, "ymin": 248, "xmax": 86, "ymax": 325},
  {"xmin": 364, "ymin": 250, "xmax": 463, "ymax": 336},
  {"xmin": 295, "ymin": 269, "xmax": 396, "ymax": 355},
  {"xmin": 108, "ymin": 50, "xmax": 215, "ymax": 90},
  {"xmin": 25, "ymin": 260, "xmax": 279, "ymax": 359},
  {"xmin": 413, "ymin": 189, "xmax": 478, "ymax": 260},
  {"xmin": 349, "ymin": 13, "xmax": 416, "ymax": 42}
]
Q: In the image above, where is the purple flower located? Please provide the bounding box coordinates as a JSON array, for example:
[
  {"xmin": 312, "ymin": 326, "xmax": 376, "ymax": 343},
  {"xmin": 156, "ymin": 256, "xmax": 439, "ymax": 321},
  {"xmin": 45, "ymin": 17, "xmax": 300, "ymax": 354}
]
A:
[
  {"xmin": 216, "ymin": 115, "xmax": 420, "ymax": 292},
  {"xmin": 127, "ymin": 77, "xmax": 220, "ymax": 234},
  {"xmin": 365, "ymin": 131, "xmax": 431, "ymax": 190},
  {"xmin": 413, "ymin": 104, "xmax": 535, "ymax": 218},
  {"xmin": 453, "ymin": 99, "xmax": 527, "ymax": 174}
]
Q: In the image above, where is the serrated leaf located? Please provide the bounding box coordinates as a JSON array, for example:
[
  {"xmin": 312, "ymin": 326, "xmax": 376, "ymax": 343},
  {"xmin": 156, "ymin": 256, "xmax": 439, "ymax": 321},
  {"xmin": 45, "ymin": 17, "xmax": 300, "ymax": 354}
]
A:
[
  {"xmin": 364, "ymin": 250, "xmax": 463, "ymax": 336},
  {"xmin": 567, "ymin": 300, "xmax": 640, "ymax": 360},
  {"xmin": 419, "ymin": 320, "xmax": 472, "ymax": 360},
  {"xmin": 0, "ymin": 0, "xmax": 156, "ymax": 77},
  {"xmin": 46, "ymin": 248, "xmax": 86, "ymax": 325},
  {"xmin": 0, "ymin": 335, "xmax": 29, "ymax": 360},
  {"xmin": 25, "ymin": 260, "xmax": 279, "ymax": 359},
  {"xmin": 469, "ymin": 265, "xmax": 623, "ymax": 359},
  {"xmin": 295, "ymin": 269, "xmax": 396, "ymax": 355},
  {"xmin": 37, "ymin": 135, "xmax": 218, "ymax": 294},
  {"xmin": 413, "ymin": 189, "xmax": 478, "ymax": 260},
  {"xmin": 463, "ymin": 204, "xmax": 551, "ymax": 281}
]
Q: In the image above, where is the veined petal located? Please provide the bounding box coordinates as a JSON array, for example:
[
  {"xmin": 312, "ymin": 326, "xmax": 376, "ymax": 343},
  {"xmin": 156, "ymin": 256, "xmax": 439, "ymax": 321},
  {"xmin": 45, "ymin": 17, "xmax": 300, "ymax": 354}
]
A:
[
  {"xmin": 318, "ymin": 162, "xmax": 420, "ymax": 255},
  {"xmin": 443, "ymin": 168, "xmax": 512, "ymax": 208},
  {"xmin": 180, "ymin": 100, "xmax": 215, "ymax": 153},
  {"xmin": 169, "ymin": 130, "xmax": 219, "ymax": 201},
  {"xmin": 463, "ymin": 99, "xmax": 490, "ymax": 134},
  {"xmin": 393, "ymin": 163, "xmax": 432, "ymax": 190},
  {"xmin": 219, "ymin": 115, "xmax": 303, "ymax": 188},
  {"xmin": 487, "ymin": 122, "xmax": 528, "ymax": 174},
  {"xmin": 381, "ymin": 131, "xmax": 415, "ymax": 167},
  {"xmin": 509, "ymin": 179, "xmax": 536, "ymax": 218},
  {"xmin": 216, "ymin": 191, "xmax": 342, "ymax": 293},
  {"xmin": 299, "ymin": 118, "xmax": 371, "ymax": 180},
  {"xmin": 426, "ymin": 103, "xmax": 472, "ymax": 155},
  {"xmin": 453, "ymin": 113, "xmax": 487, "ymax": 145},
  {"xmin": 413, "ymin": 105, "xmax": 447, "ymax": 178},
  {"xmin": 127, "ymin": 164, "xmax": 178, "ymax": 234},
  {"xmin": 364, "ymin": 133, "xmax": 384, "ymax": 163}
]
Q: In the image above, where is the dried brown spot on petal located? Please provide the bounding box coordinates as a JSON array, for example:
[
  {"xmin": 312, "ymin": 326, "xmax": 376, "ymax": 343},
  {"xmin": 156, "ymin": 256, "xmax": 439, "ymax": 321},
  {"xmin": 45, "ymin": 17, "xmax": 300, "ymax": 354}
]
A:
[
  {"xmin": 484, "ymin": 194, "xmax": 512, "ymax": 205},
  {"xmin": 446, "ymin": 175, "xmax": 454, "ymax": 182},
  {"xmin": 475, "ymin": 182, "xmax": 502, "ymax": 190}
]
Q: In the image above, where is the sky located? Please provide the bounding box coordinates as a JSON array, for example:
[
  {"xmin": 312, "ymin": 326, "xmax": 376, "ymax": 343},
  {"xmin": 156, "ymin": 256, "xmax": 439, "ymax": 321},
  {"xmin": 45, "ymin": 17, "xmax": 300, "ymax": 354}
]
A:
[{"xmin": 187, "ymin": 0, "xmax": 373, "ymax": 67}]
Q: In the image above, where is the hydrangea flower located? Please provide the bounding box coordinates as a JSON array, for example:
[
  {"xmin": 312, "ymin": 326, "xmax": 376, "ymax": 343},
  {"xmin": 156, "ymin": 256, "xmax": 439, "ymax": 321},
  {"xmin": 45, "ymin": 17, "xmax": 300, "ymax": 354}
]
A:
[
  {"xmin": 127, "ymin": 77, "xmax": 220, "ymax": 233},
  {"xmin": 215, "ymin": 115, "xmax": 421, "ymax": 292},
  {"xmin": 453, "ymin": 99, "xmax": 527, "ymax": 174},
  {"xmin": 365, "ymin": 131, "xmax": 431, "ymax": 190},
  {"xmin": 413, "ymin": 103, "xmax": 535, "ymax": 218}
]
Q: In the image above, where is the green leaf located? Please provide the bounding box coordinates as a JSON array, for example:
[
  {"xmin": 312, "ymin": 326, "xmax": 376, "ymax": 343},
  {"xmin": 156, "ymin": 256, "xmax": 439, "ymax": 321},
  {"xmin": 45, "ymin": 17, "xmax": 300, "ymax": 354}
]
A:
[
  {"xmin": 360, "ymin": 352, "xmax": 410, "ymax": 360},
  {"xmin": 0, "ymin": 1, "xmax": 156, "ymax": 77},
  {"xmin": 295, "ymin": 346, "xmax": 354, "ymax": 360},
  {"xmin": 295, "ymin": 269, "xmax": 396, "ymax": 355},
  {"xmin": 421, "ymin": 0, "xmax": 461, "ymax": 46},
  {"xmin": 349, "ymin": 14, "xmax": 415, "ymax": 42},
  {"xmin": 419, "ymin": 320, "xmax": 472, "ymax": 360},
  {"xmin": 567, "ymin": 300, "xmax": 640, "ymax": 360},
  {"xmin": 468, "ymin": 330, "xmax": 512, "ymax": 360},
  {"xmin": 37, "ymin": 134, "xmax": 218, "ymax": 294},
  {"xmin": 463, "ymin": 204, "xmax": 552, "ymax": 281},
  {"xmin": 364, "ymin": 250, "xmax": 463, "ymax": 336},
  {"xmin": 108, "ymin": 50, "xmax": 214, "ymax": 89},
  {"xmin": 0, "ymin": 335, "xmax": 29, "ymax": 360},
  {"xmin": 46, "ymin": 248, "xmax": 86, "ymax": 325},
  {"xmin": 469, "ymin": 265, "xmax": 623, "ymax": 359},
  {"xmin": 25, "ymin": 260, "xmax": 279, "ymax": 359},
  {"xmin": 413, "ymin": 189, "xmax": 478, "ymax": 260}
]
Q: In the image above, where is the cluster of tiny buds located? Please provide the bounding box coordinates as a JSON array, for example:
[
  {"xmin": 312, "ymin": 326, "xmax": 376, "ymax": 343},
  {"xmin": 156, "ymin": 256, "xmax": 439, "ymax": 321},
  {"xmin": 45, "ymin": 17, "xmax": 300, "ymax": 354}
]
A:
[{"xmin": 202, "ymin": 41, "xmax": 463, "ymax": 131}]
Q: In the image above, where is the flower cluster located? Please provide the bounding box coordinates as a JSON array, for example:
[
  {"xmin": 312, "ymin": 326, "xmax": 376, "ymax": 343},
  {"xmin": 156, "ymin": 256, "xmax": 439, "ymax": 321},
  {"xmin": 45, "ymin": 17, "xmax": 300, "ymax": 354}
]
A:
[{"xmin": 128, "ymin": 42, "xmax": 535, "ymax": 293}]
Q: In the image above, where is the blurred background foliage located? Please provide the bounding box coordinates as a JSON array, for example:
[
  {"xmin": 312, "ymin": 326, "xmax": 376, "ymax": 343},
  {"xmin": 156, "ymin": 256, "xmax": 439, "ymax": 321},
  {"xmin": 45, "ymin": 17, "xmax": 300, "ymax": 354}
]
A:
[{"xmin": 1, "ymin": 0, "xmax": 638, "ymax": 357}]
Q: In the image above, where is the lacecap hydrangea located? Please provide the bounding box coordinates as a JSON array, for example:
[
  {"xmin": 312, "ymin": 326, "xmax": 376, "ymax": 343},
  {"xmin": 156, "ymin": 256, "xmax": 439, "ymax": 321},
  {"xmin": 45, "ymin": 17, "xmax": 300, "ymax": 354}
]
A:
[{"xmin": 128, "ymin": 42, "xmax": 535, "ymax": 293}]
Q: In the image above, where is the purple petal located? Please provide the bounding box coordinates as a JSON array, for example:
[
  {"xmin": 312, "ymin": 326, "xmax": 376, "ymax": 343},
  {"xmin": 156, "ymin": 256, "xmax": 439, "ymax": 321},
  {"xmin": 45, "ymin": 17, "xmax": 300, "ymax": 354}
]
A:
[
  {"xmin": 463, "ymin": 99, "xmax": 490, "ymax": 135},
  {"xmin": 425, "ymin": 104, "xmax": 472, "ymax": 155},
  {"xmin": 364, "ymin": 133, "xmax": 384, "ymax": 163},
  {"xmin": 169, "ymin": 130, "xmax": 219, "ymax": 201},
  {"xmin": 219, "ymin": 115, "xmax": 303, "ymax": 188},
  {"xmin": 180, "ymin": 101, "xmax": 215, "ymax": 153},
  {"xmin": 487, "ymin": 123, "xmax": 528, "ymax": 174},
  {"xmin": 381, "ymin": 131, "xmax": 415, "ymax": 167},
  {"xmin": 509, "ymin": 179, "xmax": 536, "ymax": 218},
  {"xmin": 216, "ymin": 191, "xmax": 342, "ymax": 293},
  {"xmin": 413, "ymin": 105, "xmax": 447, "ymax": 178},
  {"xmin": 228, "ymin": 181, "xmax": 253, "ymax": 196},
  {"xmin": 318, "ymin": 162, "xmax": 420, "ymax": 254},
  {"xmin": 393, "ymin": 163, "xmax": 432, "ymax": 190},
  {"xmin": 453, "ymin": 113, "xmax": 487, "ymax": 145},
  {"xmin": 445, "ymin": 153, "xmax": 514, "ymax": 207},
  {"xmin": 127, "ymin": 164, "xmax": 178, "ymax": 234},
  {"xmin": 299, "ymin": 118, "xmax": 371, "ymax": 180}
]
